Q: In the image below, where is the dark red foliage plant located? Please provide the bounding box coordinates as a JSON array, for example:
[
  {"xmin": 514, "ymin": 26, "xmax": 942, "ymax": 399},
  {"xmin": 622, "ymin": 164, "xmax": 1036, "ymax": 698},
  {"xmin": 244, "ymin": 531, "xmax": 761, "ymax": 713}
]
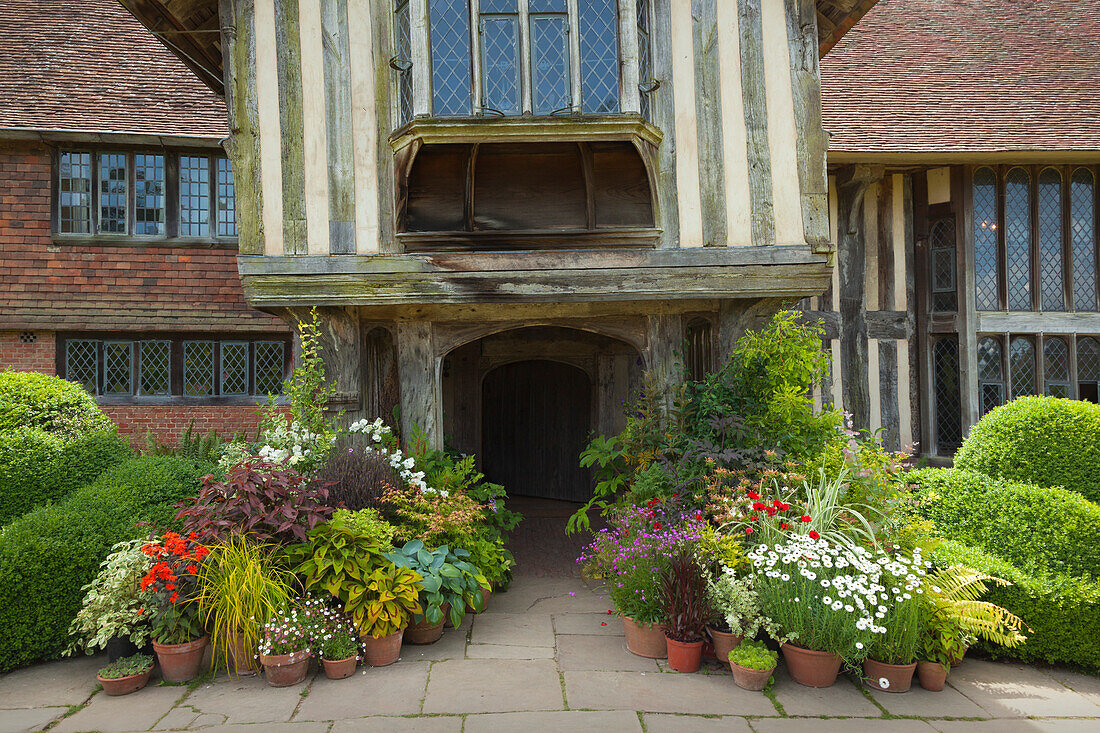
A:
[
  {"xmin": 659, "ymin": 550, "xmax": 713, "ymax": 643},
  {"xmin": 175, "ymin": 460, "xmax": 333, "ymax": 545}
]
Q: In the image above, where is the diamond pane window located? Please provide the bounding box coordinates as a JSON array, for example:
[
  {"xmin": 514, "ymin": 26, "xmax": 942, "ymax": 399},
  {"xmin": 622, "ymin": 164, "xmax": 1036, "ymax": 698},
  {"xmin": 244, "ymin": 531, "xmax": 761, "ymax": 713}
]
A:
[
  {"xmin": 637, "ymin": 0, "xmax": 652, "ymax": 119},
  {"xmin": 530, "ymin": 13, "xmax": 570, "ymax": 114},
  {"xmin": 1071, "ymin": 168, "xmax": 1097, "ymax": 312},
  {"xmin": 216, "ymin": 158, "xmax": 237, "ymax": 238},
  {"xmin": 103, "ymin": 341, "xmax": 134, "ymax": 396},
  {"xmin": 395, "ymin": 0, "xmax": 413, "ymax": 125},
  {"xmin": 66, "ymin": 340, "xmax": 99, "ymax": 394},
  {"xmin": 59, "ymin": 152, "xmax": 92, "ymax": 233},
  {"xmin": 139, "ymin": 340, "xmax": 171, "ymax": 396},
  {"xmin": 179, "ymin": 156, "xmax": 211, "ymax": 238},
  {"xmin": 1038, "ymin": 168, "xmax": 1065, "ymax": 311},
  {"xmin": 977, "ymin": 336, "xmax": 1003, "ymax": 381},
  {"xmin": 580, "ymin": 0, "xmax": 620, "ymax": 113},
  {"xmin": 481, "ymin": 11, "xmax": 521, "ymax": 114},
  {"xmin": 929, "ymin": 218, "xmax": 957, "ymax": 312},
  {"xmin": 220, "ymin": 342, "xmax": 249, "ymax": 396},
  {"xmin": 254, "ymin": 341, "xmax": 286, "ymax": 395},
  {"xmin": 1010, "ymin": 336, "xmax": 1037, "ymax": 399},
  {"xmin": 1080, "ymin": 337, "xmax": 1100, "ymax": 403},
  {"xmin": 1044, "ymin": 336, "xmax": 1071, "ymax": 397},
  {"xmin": 134, "ymin": 154, "xmax": 165, "ymax": 235},
  {"xmin": 98, "ymin": 153, "xmax": 128, "ymax": 234},
  {"xmin": 430, "ymin": 0, "xmax": 473, "ymax": 115},
  {"xmin": 184, "ymin": 341, "xmax": 215, "ymax": 396},
  {"xmin": 1005, "ymin": 167, "xmax": 1032, "ymax": 311},
  {"xmin": 973, "ymin": 167, "xmax": 999, "ymax": 310},
  {"xmin": 932, "ymin": 337, "xmax": 962, "ymax": 453}
]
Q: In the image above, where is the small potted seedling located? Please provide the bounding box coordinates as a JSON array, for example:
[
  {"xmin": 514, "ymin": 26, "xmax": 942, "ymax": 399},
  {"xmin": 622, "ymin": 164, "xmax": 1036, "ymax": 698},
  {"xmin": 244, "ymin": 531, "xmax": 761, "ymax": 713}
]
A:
[
  {"xmin": 97, "ymin": 653, "xmax": 154, "ymax": 696},
  {"xmin": 728, "ymin": 641, "xmax": 778, "ymax": 691}
]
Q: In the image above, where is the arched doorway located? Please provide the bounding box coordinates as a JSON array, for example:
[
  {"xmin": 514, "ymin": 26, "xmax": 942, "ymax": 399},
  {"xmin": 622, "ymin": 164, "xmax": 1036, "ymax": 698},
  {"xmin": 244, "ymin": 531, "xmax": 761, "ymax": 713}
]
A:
[{"xmin": 481, "ymin": 360, "xmax": 592, "ymax": 502}]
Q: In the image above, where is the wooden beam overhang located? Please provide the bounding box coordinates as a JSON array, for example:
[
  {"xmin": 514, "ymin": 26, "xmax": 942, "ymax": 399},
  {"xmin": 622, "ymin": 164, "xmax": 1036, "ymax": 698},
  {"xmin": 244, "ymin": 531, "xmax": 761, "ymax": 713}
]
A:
[
  {"xmin": 237, "ymin": 247, "xmax": 831, "ymax": 309},
  {"xmin": 389, "ymin": 115, "xmax": 663, "ymax": 153}
]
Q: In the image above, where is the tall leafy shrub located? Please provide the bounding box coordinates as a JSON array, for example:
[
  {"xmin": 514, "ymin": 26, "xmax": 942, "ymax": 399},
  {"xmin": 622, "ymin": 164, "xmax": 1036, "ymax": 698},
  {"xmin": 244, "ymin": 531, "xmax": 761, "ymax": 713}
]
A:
[
  {"xmin": 0, "ymin": 371, "xmax": 112, "ymax": 436},
  {"xmin": 954, "ymin": 396, "xmax": 1100, "ymax": 503}
]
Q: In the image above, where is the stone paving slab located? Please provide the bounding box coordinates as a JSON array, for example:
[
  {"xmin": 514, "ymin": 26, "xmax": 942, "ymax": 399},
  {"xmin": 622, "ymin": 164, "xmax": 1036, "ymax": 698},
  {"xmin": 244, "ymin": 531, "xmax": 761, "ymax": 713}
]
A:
[
  {"xmin": 644, "ymin": 713, "xmax": 753, "ymax": 733},
  {"xmin": 399, "ymin": 620, "xmax": 470, "ymax": 663},
  {"xmin": 294, "ymin": 663, "xmax": 429, "ymax": 719},
  {"xmin": 867, "ymin": 678, "xmax": 991, "ymax": 718},
  {"xmin": 556, "ymin": 635, "xmax": 660, "ymax": 673},
  {"xmin": 465, "ymin": 644, "xmax": 555, "ymax": 659},
  {"xmin": 423, "ymin": 659, "xmax": 564, "ymax": 714},
  {"xmin": 0, "ymin": 707, "xmax": 66, "ymax": 733},
  {"xmin": 330, "ymin": 716, "xmax": 461, "ymax": 733},
  {"xmin": 464, "ymin": 710, "xmax": 643, "ymax": 733},
  {"xmin": 752, "ymin": 719, "xmax": 938, "ymax": 733},
  {"xmin": 930, "ymin": 719, "xmax": 1100, "ymax": 733},
  {"xmin": 552, "ymin": 612, "xmax": 622, "ymax": 636},
  {"xmin": 0, "ymin": 656, "xmax": 102, "ymax": 708},
  {"xmin": 563, "ymin": 670, "xmax": 778, "ymax": 716},
  {"xmin": 946, "ymin": 661, "xmax": 1100, "ymax": 719},
  {"xmin": 53, "ymin": 683, "xmax": 185, "ymax": 733},
  {"xmin": 175, "ymin": 724, "xmax": 330, "ymax": 733},
  {"xmin": 469, "ymin": 613, "xmax": 555, "ymax": 647},
  {"xmin": 1042, "ymin": 668, "xmax": 1100, "ymax": 707},
  {"xmin": 769, "ymin": 669, "xmax": 881, "ymax": 718},
  {"xmin": 183, "ymin": 673, "xmax": 306, "ymax": 724}
]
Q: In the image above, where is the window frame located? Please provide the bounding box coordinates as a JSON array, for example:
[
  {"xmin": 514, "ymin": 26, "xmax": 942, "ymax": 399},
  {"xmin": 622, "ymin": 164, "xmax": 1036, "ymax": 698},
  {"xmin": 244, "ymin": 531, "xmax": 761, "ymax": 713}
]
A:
[
  {"xmin": 56, "ymin": 333, "xmax": 290, "ymax": 405},
  {"xmin": 975, "ymin": 331, "xmax": 1100, "ymax": 409},
  {"xmin": 51, "ymin": 146, "xmax": 238, "ymax": 247}
]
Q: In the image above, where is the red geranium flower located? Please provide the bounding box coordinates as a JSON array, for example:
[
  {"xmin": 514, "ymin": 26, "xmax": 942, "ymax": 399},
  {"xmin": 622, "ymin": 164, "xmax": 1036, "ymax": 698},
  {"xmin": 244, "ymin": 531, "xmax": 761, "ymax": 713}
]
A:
[
  {"xmin": 780, "ymin": 522, "xmax": 790, "ymax": 529},
  {"xmin": 746, "ymin": 492, "xmax": 760, "ymax": 500},
  {"xmin": 800, "ymin": 515, "xmax": 812, "ymax": 523},
  {"xmin": 653, "ymin": 522, "xmax": 662, "ymax": 530},
  {"xmin": 745, "ymin": 527, "xmax": 754, "ymax": 535},
  {"xmin": 766, "ymin": 507, "xmax": 777, "ymax": 517},
  {"xmin": 169, "ymin": 592, "xmax": 180, "ymax": 603},
  {"xmin": 809, "ymin": 530, "xmax": 820, "ymax": 540},
  {"xmin": 752, "ymin": 502, "xmax": 766, "ymax": 511}
]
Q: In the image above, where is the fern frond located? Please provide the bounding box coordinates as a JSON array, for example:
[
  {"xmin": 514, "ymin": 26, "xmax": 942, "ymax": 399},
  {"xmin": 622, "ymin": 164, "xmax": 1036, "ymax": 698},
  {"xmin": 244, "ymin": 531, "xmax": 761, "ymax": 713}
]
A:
[{"xmin": 950, "ymin": 599, "xmax": 1027, "ymax": 648}]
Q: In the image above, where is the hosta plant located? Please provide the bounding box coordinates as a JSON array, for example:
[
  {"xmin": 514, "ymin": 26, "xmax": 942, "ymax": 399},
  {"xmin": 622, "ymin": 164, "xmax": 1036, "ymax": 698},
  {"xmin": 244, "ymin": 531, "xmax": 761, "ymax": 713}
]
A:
[
  {"xmin": 361, "ymin": 562, "xmax": 423, "ymax": 639},
  {"xmin": 66, "ymin": 539, "xmax": 154, "ymax": 656},
  {"xmin": 384, "ymin": 540, "xmax": 487, "ymax": 627}
]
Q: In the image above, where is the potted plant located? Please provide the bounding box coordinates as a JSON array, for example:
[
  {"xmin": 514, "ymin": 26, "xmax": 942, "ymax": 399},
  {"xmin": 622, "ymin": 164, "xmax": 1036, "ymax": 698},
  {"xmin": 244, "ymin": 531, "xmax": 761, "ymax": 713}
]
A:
[
  {"xmin": 706, "ymin": 570, "xmax": 772, "ymax": 670},
  {"xmin": 863, "ymin": 559, "xmax": 927, "ymax": 693},
  {"xmin": 140, "ymin": 532, "xmax": 210, "ymax": 682},
  {"xmin": 659, "ymin": 551, "xmax": 711, "ymax": 673},
  {"xmin": 96, "ymin": 653, "xmax": 154, "ymax": 696},
  {"xmin": 258, "ymin": 603, "xmax": 312, "ymax": 687},
  {"xmin": 728, "ymin": 641, "xmax": 778, "ymax": 691},
  {"xmin": 359, "ymin": 561, "xmax": 423, "ymax": 666},
  {"xmin": 317, "ymin": 616, "xmax": 360, "ymax": 680},
  {"xmin": 66, "ymin": 539, "xmax": 154, "ymax": 662},
  {"xmin": 385, "ymin": 541, "xmax": 487, "ymax": 644}
]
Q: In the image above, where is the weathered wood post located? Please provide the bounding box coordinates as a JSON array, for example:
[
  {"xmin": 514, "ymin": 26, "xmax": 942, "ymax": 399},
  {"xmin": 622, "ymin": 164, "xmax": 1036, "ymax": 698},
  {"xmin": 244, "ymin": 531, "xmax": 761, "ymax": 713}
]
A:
[
  {"xmin": 396, "ymin": 321, "xmax": 442, "ymax": 449},
  {"xmin": 286, "ymin": 306, "xmax": 363, "ymax": 429}
]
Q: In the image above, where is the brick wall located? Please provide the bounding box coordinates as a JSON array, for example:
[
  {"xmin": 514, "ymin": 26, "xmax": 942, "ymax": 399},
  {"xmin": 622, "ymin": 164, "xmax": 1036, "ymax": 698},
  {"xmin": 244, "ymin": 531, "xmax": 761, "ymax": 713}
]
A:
[
  {"xmin": 102, "ymin": 404, "xmax": 265, "ymax": 447},
  {"xmin": 0, "ymin": 331, "xmax": 56, "ymax": 374}
]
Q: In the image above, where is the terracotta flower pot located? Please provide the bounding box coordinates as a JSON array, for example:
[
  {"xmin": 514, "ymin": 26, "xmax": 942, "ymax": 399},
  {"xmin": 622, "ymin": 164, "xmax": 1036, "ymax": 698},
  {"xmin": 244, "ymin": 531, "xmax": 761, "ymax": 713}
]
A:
[
  {"xmin": 665, "ymin": 635, "xmax": 704, "ymax": 673},
  {"xmin": 322, "ymin": 656, "xmax": 357, "ymax": 680},
  {"xmin": 153, "ymin": 636, "xmax": 208, "ymax": 683},
  {"xmin": 622, "ymin": 616, "xmax": 667, "ymax": 659},
  {"xmin": 950, "ymin": 645, "xmax": 969, "ymax": 667},
  {"xmin": 917, "ymin": 661, "xmax": 949, "ymax": 691},
  {"xmin": 466, "ymin": 586, "xmax": 491, "ymax": 615},
  {"xmin": 260, "ymin": 649, "xmax": 310, "ymax": 687},
  {"xmin": 442, "ymin": 602, "xmax": 455, "ymax": 629},
  {"xmin": 405, "ymin": 616, "xmax": 445, "ymax": 645},
  {"xmin": 730, "ymin": 662, "xmax": 775, "ymax": 691},
  {"xmin": 863, "ymin": 658, "xmax": 917, "ymax": 693},
  {"xmin": 227, "ymin": 631, "xmax": 257, "ymax": 676},
  {"xmin": 707, "ymin": 626, "xmax": 744, "ymax": 670},
  {"xmin": 780, "ymin": 643, "xmax": 842, "ymax": 688},
  {"xmin": 361, "ymin": 628, "xmax": 404, "ymax": 667},
  {"xmin": 97, "ymin": 667, "xmax": 152, "ymax": 696}
]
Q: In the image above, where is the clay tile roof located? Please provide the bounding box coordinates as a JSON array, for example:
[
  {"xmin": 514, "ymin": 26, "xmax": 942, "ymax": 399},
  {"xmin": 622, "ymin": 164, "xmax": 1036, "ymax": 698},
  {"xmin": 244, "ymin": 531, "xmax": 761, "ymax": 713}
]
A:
[
  {"xmin": 0, "ymin": 0, "xmax": 227, "ymax": 139},
  {"xmin": 821, "ymin": 0, "xmax": 1100, "ymax": 155}
]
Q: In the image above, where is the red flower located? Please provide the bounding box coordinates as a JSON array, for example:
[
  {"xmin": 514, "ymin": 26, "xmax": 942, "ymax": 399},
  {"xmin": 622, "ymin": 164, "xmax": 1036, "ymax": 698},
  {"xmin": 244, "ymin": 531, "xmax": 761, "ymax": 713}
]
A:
[
  {"xmin": 746, "ymin": 492, "xmax": 761, "ymax": 500},
  {"xmin": 672, "ymin": 493, "xmax": 679, "ymax": 499},
  {"xmin": 693, "ymin": 511, "xmax": 704, "ymax": 521},
  {"xmin": 165, "ymin": 583, "xmax": 176, "ymax": 591},
  {"xmin": 747, "ymin": 515, "xmax": 757, "ymax": 522},
  {"xmin": 136, "ymin": 608, "xmax": 144, "ymax": 616},
  {"xmin": 779, "ymin": 503, "xmax": 790, "ymax": 511},
  {"xmin": 186, "ymin": 564, "xmax": 199, "ymax": 575},
  {"xmin": 653, "ymin": 522, "xmax": 662, "ymax": 530},
  {"xmin": 766, "ymin": 507, "xmax": 777, "ymax": 517},
  {"xmin": 800, "ymin": 515, "xmax": 812, "ymax": 523},
  {"xmin": 169, "ymin": 592, "xmax": 180, "ymax": 603},
  {"xmin": 808, "ymin": 530, "xmax": 820, "ymax": 540},
  {"xmin": 780, "ymin": 522, "xmax": 790, "ymax": 530},
  {"xmin": 607, "ymin": 610, "xmax": 613, "ymax": 615},
  {"xmin": 744, "ymin": 527, "xmax": 754, "ymax": 535},
  {"xmin": 600, "ymin": 622, "xmax": 607, "ymax": 627},
  {"xmin": 647, "ymin": 499, "xmax": 658, "ymax": 508},
  {"xmin": 752, "ymin": 502, "xmax": 766, "ymax": 511},
  {"xmin": 772, "ymin": 500, "xmax": 784, "ymax": 507}
]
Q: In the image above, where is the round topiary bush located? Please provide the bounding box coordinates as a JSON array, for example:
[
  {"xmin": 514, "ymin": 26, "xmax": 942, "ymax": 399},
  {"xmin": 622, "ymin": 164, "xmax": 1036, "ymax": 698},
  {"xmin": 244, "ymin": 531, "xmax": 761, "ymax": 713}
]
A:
[
  {"xmin": 0, "ymin": 371, "xmax": 112, "ymax": 436},
  {"xmin": 954, "ymin": 396, "xmax": 1100, "ymax": 504}
]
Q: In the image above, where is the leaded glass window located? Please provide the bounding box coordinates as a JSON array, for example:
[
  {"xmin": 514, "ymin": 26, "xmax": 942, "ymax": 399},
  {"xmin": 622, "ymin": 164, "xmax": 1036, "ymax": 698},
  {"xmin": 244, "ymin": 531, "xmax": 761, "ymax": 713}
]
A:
[
  {"xmin": 430, "ymin": 0, "xmax": 473, "ymax": 115},
  {"xmin": 932, "ymin": 337, "xmax": 962, "ymax": 454},
  {"xmin": 580, "ymin": 0, "xmax": 620, "ymax": 113},
  {"xmin": 977, "ymin": 336, "xmax": 1005, "ymax": 416},
  {"xmin": 929, "ymin": 218, "xmax": 957, "ymax": 312},
  {"xmin": 395, "ymin": 0, "xmax": 413, "ymax": 125},
  {"xmin": 480, "ymin": 1, "xmax": 521, "ymax": 115},
  {"xmin": 139, "ymin": 340, "xmax": 171, "ymax": 396},
  {"xmin": 184, "ymin": 341, "xmax": 216, "ymax": 396},
  {"xmin": 216, "ymin": 158, "xmax": 237, "ymax": 238},
  {"xmin": 684, "ymin": 318, "xmax": 714, "ymax": 382},
  {"xmin": 1044, "ymin": 337, "xmax": 1071, "ymax": 398},
  {"xmin": 179, "ymin": 156, "xmax": 211, "ymax": 238},
  {"xmin": 103, "ymin": 341, "xmax": 134, "ymax": 396},
  {"xmin": 529, "ymin": 1, "xmax": 571, "ymax": 114},
  {"xmin": 1005, "ymin": 167, "xmax": 1032, "ymax": 311},
  {"xmin": 1038, "ymin": 168, "xmax": 1065, "ymax": 311},
  {"xmin": 220, "ymin": 341, "xmax": 250, "ymax": 396},
  {"xmin": 637, "ymin": 0, "xmax": 652, "ymax": 120},
  {"xmin": 1079, "ymin": 337, "xmax": 1100, "ymax": 403},
  {"xmin": 66, "ymin": 339, "xmax": 99, "ymax": 394},
  {"xmin": 59, "ymin": 152, "xmax": 92, "ymax": 233},
  {"xmin": 973, "ymin": 167, "xmax": 999, "ymax": 310},
  {"xmin": 98, "ymin": 152, "xmax": 128, "ymax": 234},
  {"xmin": 134, "ymin": 154, "xmax": 165, "ymax": 235},
  {"xmin": 1071, "ymin": 168, "xmax": 1097, "ymax": 312},
  {"xmin": 1010, "ymin": 336, "xmax": 1036, "ymax": 399},
  {"xmin": 254, "ymin": 341, "xmax": 286, "ymax": 395}
]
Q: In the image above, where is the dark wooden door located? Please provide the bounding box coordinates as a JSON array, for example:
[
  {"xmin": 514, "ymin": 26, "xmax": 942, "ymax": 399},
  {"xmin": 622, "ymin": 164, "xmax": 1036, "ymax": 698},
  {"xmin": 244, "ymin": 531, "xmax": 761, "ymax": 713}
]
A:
[{"xmin": 481, "ymin": 360, "xmax": 592, "ymax": 502}]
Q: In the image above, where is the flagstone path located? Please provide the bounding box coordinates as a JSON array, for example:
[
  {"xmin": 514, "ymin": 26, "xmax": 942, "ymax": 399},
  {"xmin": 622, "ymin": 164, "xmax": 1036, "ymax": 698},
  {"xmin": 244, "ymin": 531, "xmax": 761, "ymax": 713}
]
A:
[{"xmin": 2, "ymin": 573, "xmax": 1099, "ymax": 733}]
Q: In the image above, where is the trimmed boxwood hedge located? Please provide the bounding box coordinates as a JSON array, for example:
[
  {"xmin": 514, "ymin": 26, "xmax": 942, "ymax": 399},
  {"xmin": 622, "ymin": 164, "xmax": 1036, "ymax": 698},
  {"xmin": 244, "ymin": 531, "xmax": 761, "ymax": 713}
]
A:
[
  {"xmin": 954, "ymin": 396, "xmax": 1100, "ymax": 504},
  {"xmin": 0, "ymin": 371, "xmax": 112, "ymax": 436},
  {"xmin": 908, "ymin": 467, "xmax": 1100, "ymax": 578},
  {"xmin": 933, "ymin": 540, "xmax": 1100, "ymax": 673},
  {"xmin": 0, "ymin": 455, "xmax": 213, "ymax": 671}
]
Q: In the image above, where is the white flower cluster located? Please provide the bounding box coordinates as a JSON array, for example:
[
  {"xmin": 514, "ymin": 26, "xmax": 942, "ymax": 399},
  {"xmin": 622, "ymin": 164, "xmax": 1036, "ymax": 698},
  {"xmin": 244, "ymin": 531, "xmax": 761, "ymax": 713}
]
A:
[
  {"xmin": 748, "ymin": 535, "xmax": 928, "ymax": 636},
  {"xmin": 256, "ymin": 420, "xmax": 320, "ymax": 466},
  {"xmin": 348, "ymin": 418, "xmax": 443, "ymax": 496}
]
